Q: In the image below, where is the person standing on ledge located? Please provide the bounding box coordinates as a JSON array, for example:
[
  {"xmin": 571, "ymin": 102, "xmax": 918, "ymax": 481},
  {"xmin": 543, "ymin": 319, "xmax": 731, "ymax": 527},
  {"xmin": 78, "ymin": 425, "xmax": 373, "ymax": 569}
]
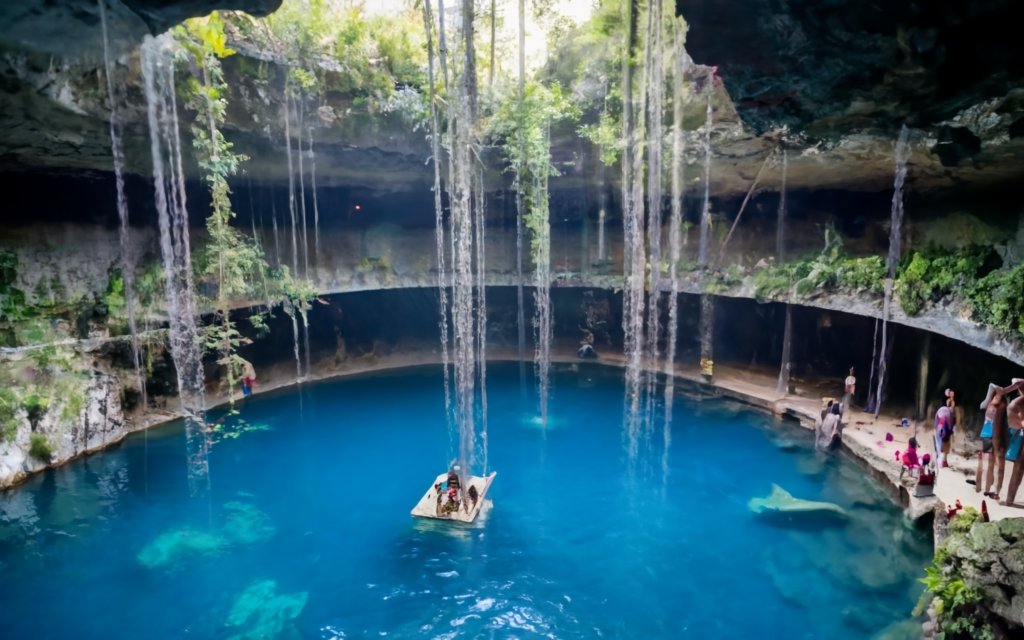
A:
[
  {"xmin": 1000, "ymin": 382, "xmax": 1024, "ymax": 506},
  {"xmin": 240, "ymin": 359, "xmax": 256, "ymax": 398},
  {"xmin": 976, "ymin": 387, "xmax": 1006, "ymax": 499},
  {"xmin": 934, "ymin": 403, "xmax": 954, "ymax": 469},
  {"xmin": 842, "ymin": 367, "xmax": 856, "ymax": 415}
]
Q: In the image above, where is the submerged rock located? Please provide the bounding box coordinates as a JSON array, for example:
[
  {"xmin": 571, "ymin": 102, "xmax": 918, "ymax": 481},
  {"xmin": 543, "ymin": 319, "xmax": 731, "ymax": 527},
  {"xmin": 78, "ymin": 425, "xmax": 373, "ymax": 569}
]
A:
[
  {"xmin": 137, "ymin": 501, "xmax": 274, "ymax": 569},
  {"xmin": 137, "ymin": 528, "xmax": 228, "ymax": 569},
  {"xmin": 748, "ymin": 484, "xmax": 848, "ymax": 520},
  {"xmin": 226, "ymin": 579, "xmax": 308, "ymax": 640}
]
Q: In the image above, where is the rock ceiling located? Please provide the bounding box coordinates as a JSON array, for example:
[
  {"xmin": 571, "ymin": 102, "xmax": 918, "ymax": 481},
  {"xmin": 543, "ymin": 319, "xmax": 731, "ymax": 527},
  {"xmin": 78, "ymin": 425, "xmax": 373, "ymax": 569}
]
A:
[{"xmin": 0, "ymin": 0, "xmax": 1023, "ymax": 201}]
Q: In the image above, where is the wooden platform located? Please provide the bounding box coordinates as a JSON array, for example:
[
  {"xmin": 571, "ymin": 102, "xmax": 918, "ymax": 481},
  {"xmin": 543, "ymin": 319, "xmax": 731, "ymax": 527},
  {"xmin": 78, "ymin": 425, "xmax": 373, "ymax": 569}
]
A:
[{"xmin": 410, "ymin": 471, "xmax": 496, "ymax": 523}]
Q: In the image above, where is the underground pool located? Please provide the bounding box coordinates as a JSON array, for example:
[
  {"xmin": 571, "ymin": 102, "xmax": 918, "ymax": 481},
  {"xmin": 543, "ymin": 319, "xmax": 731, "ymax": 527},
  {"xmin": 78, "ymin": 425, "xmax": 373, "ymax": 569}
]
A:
[{"xmin": 0, "ymin": 363, "xmax": 931, "ymax": 639}]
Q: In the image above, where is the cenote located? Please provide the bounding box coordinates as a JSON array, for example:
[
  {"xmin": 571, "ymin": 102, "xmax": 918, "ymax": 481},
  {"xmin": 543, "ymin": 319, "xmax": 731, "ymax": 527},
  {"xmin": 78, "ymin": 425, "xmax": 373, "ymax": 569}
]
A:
[
  {"xmin": 0, "ymin": 364, "xmax": 931, "ymax": 638},
  {"xmin": 4, "ymin": 0, "xmax": 1024, "ymax": 637}
]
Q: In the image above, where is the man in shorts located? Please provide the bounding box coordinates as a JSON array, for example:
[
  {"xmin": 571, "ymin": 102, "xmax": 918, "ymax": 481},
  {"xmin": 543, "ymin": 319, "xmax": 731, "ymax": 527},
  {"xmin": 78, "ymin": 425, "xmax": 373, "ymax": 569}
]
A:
[{"xmin": 976, "ymin": 387, "xmax": 1005, "ymax": 498}]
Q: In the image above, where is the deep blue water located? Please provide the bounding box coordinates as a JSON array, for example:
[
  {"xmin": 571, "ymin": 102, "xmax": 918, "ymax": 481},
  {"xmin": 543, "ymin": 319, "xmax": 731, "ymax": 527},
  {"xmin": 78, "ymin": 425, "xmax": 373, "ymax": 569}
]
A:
[{"xmin": 0, "ymin": 363, "xmax": 930, "ymax": 639}]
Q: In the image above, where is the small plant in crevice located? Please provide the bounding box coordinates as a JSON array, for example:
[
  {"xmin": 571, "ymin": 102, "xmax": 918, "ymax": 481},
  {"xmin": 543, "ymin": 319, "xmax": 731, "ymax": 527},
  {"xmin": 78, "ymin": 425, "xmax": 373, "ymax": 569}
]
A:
[
  {"xmin": 0, "ymin": 387, "xmax": 19, "ymax": 443},
  {"xmin": 22, "ymin": 393, "xmax": 48, "ymax": 431},
  {"xmin": 28, "ymin": 433, "xmax": 54, "ymax": 461}
]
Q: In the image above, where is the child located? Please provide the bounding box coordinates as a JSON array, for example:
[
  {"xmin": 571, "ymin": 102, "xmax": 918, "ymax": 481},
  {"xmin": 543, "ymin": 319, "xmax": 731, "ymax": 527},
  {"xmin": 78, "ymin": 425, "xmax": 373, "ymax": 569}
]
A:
[{"xmin": 898, "ymin": 437, "xmax": 920, "ymax": 479}]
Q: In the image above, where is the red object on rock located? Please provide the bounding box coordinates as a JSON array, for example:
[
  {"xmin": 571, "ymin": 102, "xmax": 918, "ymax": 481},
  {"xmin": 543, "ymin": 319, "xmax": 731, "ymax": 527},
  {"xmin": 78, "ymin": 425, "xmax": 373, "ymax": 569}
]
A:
[{"xmin": 982, "ymin": 500, "xmax": 990, "ymax": 523}]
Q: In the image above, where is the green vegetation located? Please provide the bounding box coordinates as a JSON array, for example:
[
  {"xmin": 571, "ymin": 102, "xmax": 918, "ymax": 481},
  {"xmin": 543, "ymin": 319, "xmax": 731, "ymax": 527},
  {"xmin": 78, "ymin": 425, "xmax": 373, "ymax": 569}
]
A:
[
  {"xmin": 230, "ymin": 0, "xmax": 428, "ymax": 109},
  {"xmin": 178, "ymin": 15, "xmax": 267, "ymax": 408},
  {"xmin": 894, "ymin": 246, "xmax": 996, "ymax": 316},
  {"xmin": 490, "ymin": 80, "xmax": 578, "ymax": 258},
  {"xmin": 28, "ymin": 433, "xmax": 53, "ymax": 461},
  {"xmin": 913, "ymin": 508, "xmax": 994, "ymax": 640},
  {"xmin": 0, "ymin": 387, "xmax": 18, "ymax": 443},
  {"xmin": 752, "ymin": 229, "xmax": 886, "ymax": 301},
  {"xmin": 22, "ymin": 393, "xmax": 48, "ymax": 430},
  {"xmin": 705, "ymin": 264, "xmax": 743, "ymax": 294}
]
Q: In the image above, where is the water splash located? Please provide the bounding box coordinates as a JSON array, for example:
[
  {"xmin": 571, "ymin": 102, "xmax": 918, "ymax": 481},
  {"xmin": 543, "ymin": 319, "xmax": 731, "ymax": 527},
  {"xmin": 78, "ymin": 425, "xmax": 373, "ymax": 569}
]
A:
[
  {"xmin": 98, "ymin": 0, "xmax": 144, "ymax": 408},
  {"xmin": 872, "ymin": 124, "xmax": 911, "ymax": 417},
  {"xmin": 141, "ymin": 34, "xmax": 208, "ymax": 495}
]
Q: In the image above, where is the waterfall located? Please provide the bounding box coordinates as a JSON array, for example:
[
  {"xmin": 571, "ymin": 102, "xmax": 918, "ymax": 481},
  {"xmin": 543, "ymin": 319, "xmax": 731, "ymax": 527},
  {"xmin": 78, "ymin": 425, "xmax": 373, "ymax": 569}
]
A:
[
  {"xmin": 698, "ymin": 89, "xmax": 712, "ymax": 269},
  {"xmin": 141, "ymin": 34, "xmax": 208, "ymax": 495},
  {"xmin": 775, "ymin": 149, "xmax": 791, "ymax": 396},
  {"xmin": 776, "ymin": 149, "xmax": 787, "ymax": 263},
  {"xmin": 872, "ymin": 124, "xmax": 911, "ymax": 417},
  {"xmin": 309, "ymin": 126, "xmax": 320, "ymax": 269},
  {"xmin": 776, "ymin": 305, "xmax": 792, "ymax": 395},
  {"xmin": 475, "ymin": 171, "xmax": 490, "ymax": 472},
  {"xmin": 620, "ymin": 0, "xmax": 645, "ymax": 456},
  {"xmin": 515, "ymin": 0, "xmax": 527, "ymax": 395},
  {"xmin": 284, "ymin": 92, "xmax": 298, "ymax": 275},
  {"xmin": 533, "ymin": 145, "xmax": 552, "ymax": 428},
  {"xmin": 698, "ymin": 85, "xmax": 714, "ymax": 381},
  {"xmin": 270, "ymin": 183, "xmax": 281, "ymax": 267},
  {"xmin": 99, "ymin": 0, "xmax": 144, "ymax": 408},
  {"xmin": 290, "ymin": 309, "xmax": 301, "ymax": 379},
  {"xmin": 421, "ymin": 0, "xmax": 453, "ymax": 433},
  {"xmin": 665, "ymin": 18, "xmax": 687, "ymax": 427},
  {"xmin": 296, "ymin": 101, "xmax": 309, "ymax": 278},
  {"xmin": 643, "ymin": 0, "xmax": 665, "ymax": 419},
  {"xmin": 435, "ymin": 0, "xmax": 488, "ymax": 477}
]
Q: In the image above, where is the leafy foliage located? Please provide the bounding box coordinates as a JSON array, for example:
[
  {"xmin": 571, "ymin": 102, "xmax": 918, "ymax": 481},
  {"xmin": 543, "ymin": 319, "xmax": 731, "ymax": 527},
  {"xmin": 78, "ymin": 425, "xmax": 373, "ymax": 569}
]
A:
[
  {"xmin": 490, "ymin": 80, "xmax": 579, "ymax": 258},
  {"xmin": 178, "ymin": 14, "xmax": 315, "ymax": 407},
  {"xmin": 913, "ymin": 509, "xmax": 995, "ymax": 640},
  {"xmin": 752, "ymin": 228, "xmax": 886, "ymax": 301},
  {"xmin": 894, "ymin": 247, "xmax": 995, "ymax": 316},
  {"xmin": 28, "ymin": 433, "xmax": 54, "ymax": 461},
  {"xmin": 22, "ymin": 393, "xmax": 48, "ymax": 430},
  {"xmin": 0, "ymin": 387, "xmax": 18, "ymax": 443}
]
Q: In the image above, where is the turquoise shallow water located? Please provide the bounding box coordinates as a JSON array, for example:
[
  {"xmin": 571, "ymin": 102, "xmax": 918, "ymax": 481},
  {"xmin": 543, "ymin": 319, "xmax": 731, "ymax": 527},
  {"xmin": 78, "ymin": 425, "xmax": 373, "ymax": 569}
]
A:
[{"xmin": 0, "ymin": 363, "xmax": 930, "ymax": 639}]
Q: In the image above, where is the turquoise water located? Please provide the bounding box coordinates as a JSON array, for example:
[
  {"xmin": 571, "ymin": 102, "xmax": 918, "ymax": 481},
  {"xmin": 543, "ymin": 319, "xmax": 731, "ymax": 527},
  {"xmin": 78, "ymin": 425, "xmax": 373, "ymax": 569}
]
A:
[{"xmin": 0, "ymin": 363, "xmax": 930, "ymax": 639}]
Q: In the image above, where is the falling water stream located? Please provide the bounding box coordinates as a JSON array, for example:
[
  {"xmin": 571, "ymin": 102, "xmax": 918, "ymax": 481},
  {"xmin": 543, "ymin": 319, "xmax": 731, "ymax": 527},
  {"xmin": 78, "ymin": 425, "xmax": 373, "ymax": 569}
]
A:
[
  {"xmin": 776, "ymin": 149, "xmax": 792, "ymax": 395},
  {"xmin": 643, "ymin": 0, "xmax": 665, "ymax": 427},
  {"xmin": 309, "ymin": 126, "xmax": 321, "ymax": 268},
  {"xmin": 284, "ymin": 92, "xmax": 298, "ymax": 276},
  {"xmin": 665, "ymin": 19, "xmax": 687, "ymax": 440},
  {"xmin": 296, "ymin": 102, "xmax": 309, "ymax": 278},
  {"xmin": 872, "ymin": 124, "xmax": 910, "ymax": 417},
  {"xmin": 141, "ymin": 34, "xmax": 209, "ymax": 495},
  {"xmin": 698, "ymin": 86, "xmax": 714, "ymax": 381},
  {"xmin": 98, "ymin": 0, "xmax": 144, "ymax": 407},
  {"xmin": 421, "ymin": 0, "xmax": 453, "ymax": 431}
]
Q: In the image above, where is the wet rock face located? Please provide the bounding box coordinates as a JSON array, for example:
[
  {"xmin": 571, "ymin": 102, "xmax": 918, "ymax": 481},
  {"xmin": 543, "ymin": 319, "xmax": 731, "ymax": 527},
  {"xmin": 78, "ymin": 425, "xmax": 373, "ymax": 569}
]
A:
[
  {"xmin": 0, "ymin": 0, "xmax": 281, "ymax": 57},
  {"xmin": 680, "ymin": 0, "xmax": 1024, "ymax": 137},
  {"xmin": 0, "ymin": 369, "xmax": 126, "ymax": 488},
  {"xmin": 946, "ymin": 518, "xmax": 1024, "ymax": 628}
]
